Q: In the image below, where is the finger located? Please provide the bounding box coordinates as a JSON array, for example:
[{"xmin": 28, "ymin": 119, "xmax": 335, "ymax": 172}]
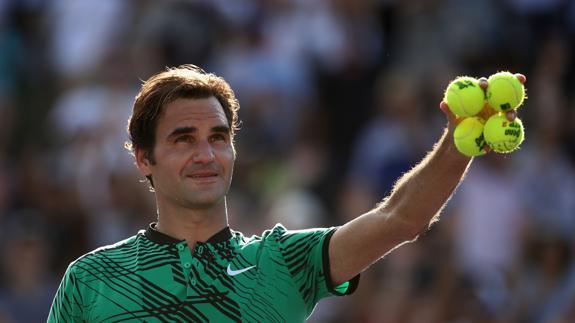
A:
[
  {"xmin": 440, "ymin": 101, "xmax": 458, "ymax": 125},
  {"xmin": 505, "ymin": 109, "xmax": 517, "ymax": 121},
  {"xmin": 440, "ymin": 101, "xmax": 454, "ymax": 118},
  {"xmin": 515, "ymin": 73, "xmax": 526, "ymax": 84},
  {"xmin": 439, "ymin": 101, "xmax": 450, "ymax": 115},
  {"xmin": 483, "ymin": 144, "xmax": 492, "ymax": 153},
  {"xmin": 478, "ymin": 103, "xmax": 497, "ymax": 120},
  {"xmin": 479, "ymin": 77, "xmax": 488, "ymax": 90}
]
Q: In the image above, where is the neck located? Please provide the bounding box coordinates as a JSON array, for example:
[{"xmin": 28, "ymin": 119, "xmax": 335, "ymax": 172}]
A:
[{"xmin": 155, "ymin": 198, "xmax": 229, "ymax": 247}]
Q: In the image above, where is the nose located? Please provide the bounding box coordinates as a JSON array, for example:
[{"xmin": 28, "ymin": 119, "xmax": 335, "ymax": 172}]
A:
[{"xmin": 192, "ymin": 140, "xmax": 215, "ymax": 164}]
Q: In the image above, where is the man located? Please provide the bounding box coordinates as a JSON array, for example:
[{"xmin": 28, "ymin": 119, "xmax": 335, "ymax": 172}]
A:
[{"xmin": 48, "ymin": 65, "xmax": 523, "ymax": 322}]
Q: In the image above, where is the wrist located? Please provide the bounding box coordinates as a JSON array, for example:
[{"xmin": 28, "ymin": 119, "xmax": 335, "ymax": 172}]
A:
[{"xmin": 440, "ymin": 128, "xmax": 473, "ymax": 161}]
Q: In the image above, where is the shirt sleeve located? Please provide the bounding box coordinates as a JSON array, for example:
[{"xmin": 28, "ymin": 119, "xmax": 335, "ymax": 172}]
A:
[
  {"xmin": 272, "ymin": 224, "xmax": 360, "ymax": 309},
  {"xmin": 47, "ymin": 263, "xmax": 84, "ymax": 322}
]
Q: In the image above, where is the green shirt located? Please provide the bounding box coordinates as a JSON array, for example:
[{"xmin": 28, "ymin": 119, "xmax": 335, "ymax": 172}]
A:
[{"xmin": 48, "ymin": 224, "xmax": 359, "ymax": 322}]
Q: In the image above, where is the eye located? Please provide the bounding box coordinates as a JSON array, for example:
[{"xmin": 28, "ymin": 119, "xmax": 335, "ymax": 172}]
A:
[
  {"xmin": 209, "ymin": 134, "xmax": 227, "ymax": 143},
  {"xmin": 175, "ymin": 135, "xmax": 193, "ymax": 143}
]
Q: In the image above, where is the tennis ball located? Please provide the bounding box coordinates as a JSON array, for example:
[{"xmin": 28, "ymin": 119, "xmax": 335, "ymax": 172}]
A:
[
  {"xmin": 484, "ymin": 114, "xmax": 525, "ymax": 153},
  {"xmin": 444, "ymin": 76, "xmax": 485, "ymax": 117},
  {"xmin": 453, "ymin": 117, "xmax": 488, "ymax": 157},
  {"xmin": 487, "ymin": 71, "xmax": 525, "ymax": 112}
]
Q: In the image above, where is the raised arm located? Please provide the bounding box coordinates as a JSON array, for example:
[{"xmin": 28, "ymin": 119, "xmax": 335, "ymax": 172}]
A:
[{"xmin": 328, "ymin": 75, "xmax": 525, "ymax": 285}]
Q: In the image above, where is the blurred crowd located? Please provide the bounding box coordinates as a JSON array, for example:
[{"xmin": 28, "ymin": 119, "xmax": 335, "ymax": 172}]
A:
[{"xmin": 1, "ymin": 0, "xmax": 575, "ymax": 322}]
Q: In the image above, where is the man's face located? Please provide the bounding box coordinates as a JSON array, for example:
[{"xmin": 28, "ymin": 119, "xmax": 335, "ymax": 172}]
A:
[{"xmin": 136, "ymin": 97, "xmax": 235, "ymax": 210}]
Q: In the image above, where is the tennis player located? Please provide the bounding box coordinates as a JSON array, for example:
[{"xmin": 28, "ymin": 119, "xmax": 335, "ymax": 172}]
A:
[{"xmin": 48, "ymin": 65, "xmax": 521, "ymax": 322}]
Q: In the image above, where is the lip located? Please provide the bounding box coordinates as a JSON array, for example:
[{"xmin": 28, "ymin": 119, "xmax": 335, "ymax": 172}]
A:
[{"xmin": 186, "ymin": 171, "xmax": 219, "ymax": 183}]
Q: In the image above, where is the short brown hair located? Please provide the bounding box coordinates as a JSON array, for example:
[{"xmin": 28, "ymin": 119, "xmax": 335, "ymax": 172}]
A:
[{"xmin": 126, "ymin": 64, "xmax": 240, "ymax": 163}]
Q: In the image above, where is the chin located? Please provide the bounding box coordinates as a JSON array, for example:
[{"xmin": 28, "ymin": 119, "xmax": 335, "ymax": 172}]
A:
[{"xmin": 186, "ymin": 193, "xmax": 226, "ymax": 209}]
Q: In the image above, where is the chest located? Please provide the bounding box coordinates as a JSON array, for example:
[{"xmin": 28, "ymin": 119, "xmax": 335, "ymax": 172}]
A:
[{"xmin": 83, "ymin": 243, "xmax": 307, "ymax": 322}]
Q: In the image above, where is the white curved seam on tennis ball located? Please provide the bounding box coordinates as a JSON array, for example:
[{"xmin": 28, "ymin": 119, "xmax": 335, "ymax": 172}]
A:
[
  {"xmin": 492, "ymin": 141, "xmax": 520, "ymax": 152},
  {"xmin": 455, "ymin": 88, "xmax": 476, "ymax": 117},
  {"xmin": 455, "ymin": 119, "xmax": 478, "ymax": 139},
  {"xmin": 493, "ymin": 77, "xmax": 521, "ymax": 107},
  {"xmin": 486, "ymin": 138, "xmax": 520, "ymax": 145},
  {"xmin": 511, "ymin": 78, "xmax": 524, "ymax": 105},
  {"xmin": 449, "ymin": 88, "xmax": 466, "ymax": 116},
  {"xmin": 500, "ymin": 77, "xmax": 521, "ymax": 106},
  {"xmin": 460, "ymin": 90, "xmax": 473, "ymax": 116}
]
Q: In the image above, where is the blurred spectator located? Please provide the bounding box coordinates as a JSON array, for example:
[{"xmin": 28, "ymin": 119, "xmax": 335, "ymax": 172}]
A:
[
  {"xmin": 313, "ymin": 0, "xmax": 384, "ymax": 192},
  {"xmin": 209, "ymin": 0, "xmax": 318, "ymax": 152},
  {"xmin": 48, "ymin": 52, "xmax": 153, "ymax": 248},
  {"xmin": 131, "ymin": 0, "xmax": 221, "ymax": 77},
  {"xmin": 450, "ymin": 155, "xmax": 527, "ymax": 319},
  {"xmin": 0, "ymin": 163, "xmax": 11, "ymax": 225},
  {"xmin": 0, "ymin": 210, "xmax": 55, "ymax": 322},
  {"xmin": 513, "ymin": 36, "xmax": 575, "ymax": 240},
  {"xmin": 343, "ymin": 69, "xmax": 426, "ymax": 216},
  {"xmin": 264, "ymin": 142, "xmax": 330, "ymax": 230},
  {"xmin": 514, "ymin": 237, "xmax": 574, "ymax": 322},
  {"xmin": 46, "ymin": 0, "xmax": 132, "ymax": 81}
]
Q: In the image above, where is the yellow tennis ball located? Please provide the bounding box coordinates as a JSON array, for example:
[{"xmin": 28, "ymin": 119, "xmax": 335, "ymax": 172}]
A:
[
  {"xmin": 484, "ymin": 114, "xmax": 525, "ymax": 153},
  {"xmin": 444, "ymin": 76, "xmax": 485, "ymax": 117},
  {"xmin": 487, "ymin": 71, "xmax": 525, "ymax": 112},
  {"xmin": 453, "ymin": 117, "xmax": 488, "ymax": 157}
]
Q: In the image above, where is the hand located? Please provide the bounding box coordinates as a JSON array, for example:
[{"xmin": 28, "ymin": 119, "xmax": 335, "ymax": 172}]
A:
[
  {"xmin": 476, "ymin": 73, "xmax": 525, "ymax": 122},
  {"xmin": 439, "ymin": 100, "xmax": 494, "ymax": 153},
  {"xmin": 440, "ymin": 73, "xmax": 526, "ymax": 126},
  {"xmin": 440, "ymin": 73, "xmax": 526, "ymax": 153}
]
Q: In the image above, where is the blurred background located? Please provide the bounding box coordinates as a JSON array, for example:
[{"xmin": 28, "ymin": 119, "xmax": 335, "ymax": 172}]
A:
[{"xmin": 1, "ymin": 0, "xmax": 575, "ymax": 322}]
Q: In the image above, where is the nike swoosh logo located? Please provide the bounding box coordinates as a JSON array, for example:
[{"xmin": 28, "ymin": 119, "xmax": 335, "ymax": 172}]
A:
[{"xmin": 227, "ymin": 264, "xmax": 256, "ymax": 276}]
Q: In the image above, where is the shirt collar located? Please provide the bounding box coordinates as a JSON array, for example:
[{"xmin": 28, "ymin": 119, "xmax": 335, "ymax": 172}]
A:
[{"xmin": 144, "ymin": 222, "xmax": 233, "ymax": 245}]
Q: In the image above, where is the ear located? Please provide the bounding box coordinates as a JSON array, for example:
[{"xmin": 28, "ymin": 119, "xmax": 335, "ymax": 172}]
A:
[{"xmin": 135, "ymin": 147, "xmax": 153, "ymax": 177}]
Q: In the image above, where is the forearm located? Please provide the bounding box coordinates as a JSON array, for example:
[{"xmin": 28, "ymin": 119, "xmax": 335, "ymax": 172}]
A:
[
  {"xmin": 378, "ymin": 127, "xmax": 472, "ymax": 236},
  {"xmin": 330, "ymin": 127, "xmax": 472, "ymax": 284}
]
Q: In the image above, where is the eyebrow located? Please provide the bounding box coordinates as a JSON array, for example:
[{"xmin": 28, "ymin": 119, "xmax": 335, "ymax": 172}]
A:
[
  {"xmin": 167, "ymin": 125, "xmax": 231, "ymax": 140},
  {"xmin": 211, "ymin": 125, "xmax": 231, "ymax": 134}
]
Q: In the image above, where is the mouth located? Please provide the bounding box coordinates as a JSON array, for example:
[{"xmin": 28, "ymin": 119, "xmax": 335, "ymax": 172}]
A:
[{"xmin": 187, "ymin": 171, "xmax": 219, "ymax": 183}]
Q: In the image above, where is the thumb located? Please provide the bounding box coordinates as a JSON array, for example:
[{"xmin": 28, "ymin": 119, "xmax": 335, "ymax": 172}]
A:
[{"xmin": 440, "ymin": 101, "xmax": 461, "ymax": 127}]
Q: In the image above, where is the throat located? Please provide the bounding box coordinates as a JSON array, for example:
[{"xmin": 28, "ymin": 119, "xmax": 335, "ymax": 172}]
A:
[{"xmin": 155, "ymin": 202, "xmax": 229, "ymax": 243}]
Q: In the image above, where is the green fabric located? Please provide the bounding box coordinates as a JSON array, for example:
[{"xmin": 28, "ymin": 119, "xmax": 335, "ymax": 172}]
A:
[
  {"xmin": 333, "ymin": 281, "xmax": 351, "ymax": 294},
  {"xmin": 48, "ymin": 224, "xmax": 358, "ymax": 322}
]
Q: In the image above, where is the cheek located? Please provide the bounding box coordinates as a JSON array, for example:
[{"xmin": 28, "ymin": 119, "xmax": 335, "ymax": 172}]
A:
[
  {"xmin": 155, "ymin": 147, "xmax": 190, "ymax": 172},
  {"xmin": 219, "ymin": 148, "xmax": 236, "ymax": 170}
]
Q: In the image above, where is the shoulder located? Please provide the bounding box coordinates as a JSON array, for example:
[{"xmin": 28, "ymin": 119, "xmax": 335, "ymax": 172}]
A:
[
  {"xmin": 239, "ymin": 224, "xmax": 337, "ymax": 247},
  {"xmin": 269, "ymin": 224, "xmax": 336, "ymax": 241},
  {"xmin": 67, "ymin": 232, "xmax": 144, "ymax": 273}
]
